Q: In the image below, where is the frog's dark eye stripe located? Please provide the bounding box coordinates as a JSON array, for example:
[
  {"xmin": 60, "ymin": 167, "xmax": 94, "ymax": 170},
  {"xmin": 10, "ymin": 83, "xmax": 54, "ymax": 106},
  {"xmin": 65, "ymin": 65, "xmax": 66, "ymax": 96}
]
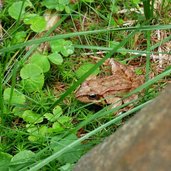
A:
[{"xmin": 88, "ymin": 94, "xmax": 100, "ymax": 100}]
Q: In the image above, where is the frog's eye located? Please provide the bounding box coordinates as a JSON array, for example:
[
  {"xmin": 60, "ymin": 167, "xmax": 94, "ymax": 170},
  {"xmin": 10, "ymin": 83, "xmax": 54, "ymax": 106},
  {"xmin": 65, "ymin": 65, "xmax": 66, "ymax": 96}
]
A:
[{"xmin": 88, "ymin": 94, "xmax": 100, "ymax": 100}]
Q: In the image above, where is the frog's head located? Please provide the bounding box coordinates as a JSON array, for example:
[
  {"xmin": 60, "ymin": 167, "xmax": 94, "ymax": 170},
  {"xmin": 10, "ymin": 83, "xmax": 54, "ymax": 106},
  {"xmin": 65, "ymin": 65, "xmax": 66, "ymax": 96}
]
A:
[{"xmin": 75, "ymin": 81, "xmax": 103, "ymax": 104}]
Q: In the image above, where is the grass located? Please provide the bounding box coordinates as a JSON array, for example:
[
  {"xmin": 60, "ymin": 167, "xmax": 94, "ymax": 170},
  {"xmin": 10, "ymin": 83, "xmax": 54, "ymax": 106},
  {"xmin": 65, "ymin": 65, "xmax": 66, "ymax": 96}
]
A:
[{"xmin": 0, "ymin": 0, "xmax": 171, "ymax": 170}]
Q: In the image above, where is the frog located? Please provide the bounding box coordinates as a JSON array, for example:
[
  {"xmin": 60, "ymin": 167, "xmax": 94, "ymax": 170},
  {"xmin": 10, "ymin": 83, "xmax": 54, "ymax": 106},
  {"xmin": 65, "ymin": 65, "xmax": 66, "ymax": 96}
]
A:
[{"xmin": 75, "ymin": 59, "xmax": 144, "ymax": 108}]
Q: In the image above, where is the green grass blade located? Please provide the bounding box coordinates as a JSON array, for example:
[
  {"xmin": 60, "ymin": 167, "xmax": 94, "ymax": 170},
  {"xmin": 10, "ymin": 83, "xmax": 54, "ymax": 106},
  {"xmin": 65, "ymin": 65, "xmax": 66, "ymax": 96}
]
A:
[{"xmin": 1, "ymin": 24, "xmax": 171, "ymax": 54}]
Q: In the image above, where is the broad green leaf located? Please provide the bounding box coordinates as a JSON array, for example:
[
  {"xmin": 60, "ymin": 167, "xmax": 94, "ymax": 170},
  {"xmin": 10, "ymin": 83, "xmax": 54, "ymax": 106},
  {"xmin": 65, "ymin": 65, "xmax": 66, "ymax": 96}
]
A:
[
  {"xmin": 21, "ymin": 75, "xmax": 44, "ymax": 92},
  {"xmin": 22, "ymin": 110, "xmax": 43, "ymax": 124},
  {"xmin": 50, "ymin": 134, "xmax": 83, "ymax": 163},
  {"xmin": 48, "ymin": 52, "xmax": 63, "ymax": 65},
  {"xmin": 28, "ymin": 135, "xmax": 38, "ymax": 142},
  {"xmin": 13, "ymin": 107, "xmax": 25, "ymax": 117},
  {"xmin": 0, "ymin": 152, "xmax": 12, "ymax": 171},
  {"xmin": 59, "ymin": 0, "xmax": 70, "ymax": 5},
  {"xmin": 24, "ymin": 14, "xmax": 46, "ymax": 33},
  {"xmin": 8, "ymin": 0, "xmax": 32, "ymax": 20},
  {"xmin": 132, "ymin": 0, "xmax": 140, "ymax": 4},
  {"xmin": 23, "ymin": 13, "xmax": 37, "ymax": 24},
  {"xmin": 3, "ymin": 88, "xmax": 26, "ymax": 105},
  {"xmin": 75, "ymin": 62, "xmax": 100, "ymax": 78},
  {"xmin": 50, "ymin": 39, "xmax": 74, "ymax": 56},
  {"xmin": 42, "ymin": 0, "xmax": 59, "ymax": 9},
  {"xmin": 65, "ymin": 6, "xmax": 71, "ymax": 14},
  {"xmin": 20, "ymin": 63, "xmax": 43, "ymax": 79},
  {"xmin": 10, "ymin": 150, "xmax": 35, "ymax": 163},
  {"xmin": 12, "ymin": 31, "xmax": 27, "ymax": 44},
  {"xmin": 56, "ymin": 4, "xmax": 65, "ymax": 11},
  {"xmin": 42, "ymin": 0, "xmax": 69, "ymax": 11},
  {"xmin": 30, "ymin": 53, "xmax": 50, "ymax": 73},
  {"xmin": 9, "ymin": 150, "xmax": 35, "ymax": 171},
  {"xmin": 20, "ymin": 64, "xmax": 44, "ymax": 92}
]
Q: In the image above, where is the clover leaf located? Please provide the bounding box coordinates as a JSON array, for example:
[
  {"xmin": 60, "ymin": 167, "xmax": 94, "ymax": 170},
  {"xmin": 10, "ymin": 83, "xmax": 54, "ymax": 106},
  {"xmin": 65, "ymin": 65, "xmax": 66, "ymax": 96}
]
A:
[
  {"xmin": 52, "ymin": 116, "xmax": 72, "ymax": 132},
  {"xmin": 48, "ymin": 52, "xmax": 63, "ymax": 65},
  {"xmin": 30, "ymin": 53, "xmax": 50, "ymax": 73},
  {"xmin": 42, "ymin": 0, "xmax": 70, "ymax": 12},
  {"xmin": 20, "ymin": 64, "xmax": 44, "ymax": 92},
  {"xmin": 8, "ymin": 0, "xmax": 32, "ymax": 20},
  {"xmin": 3, "ymin": 88, "xmax": 26, "ymax": 105},
  {"xmin": 44, "ymin": 106, "xmax": 63, "ymax": 122},
  {"xmin": 50, "ymin": 39, "xmax": 74, "ymax": 57},
  {"xmin": 24, "ymin": 14, "xmax": 46, "ymax": 33}
]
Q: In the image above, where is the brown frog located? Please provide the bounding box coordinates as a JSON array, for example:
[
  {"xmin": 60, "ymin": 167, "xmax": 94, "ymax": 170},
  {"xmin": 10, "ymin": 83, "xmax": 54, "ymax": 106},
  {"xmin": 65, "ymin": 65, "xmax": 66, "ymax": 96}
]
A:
[{"xmin": 75, "ymin": 59, "xmax": 144, "ymax": 107}]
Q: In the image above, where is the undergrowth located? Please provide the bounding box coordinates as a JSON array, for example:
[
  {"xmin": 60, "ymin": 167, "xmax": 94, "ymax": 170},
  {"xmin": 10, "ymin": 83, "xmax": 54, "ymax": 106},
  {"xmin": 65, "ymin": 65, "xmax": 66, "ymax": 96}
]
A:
[{"xmin": 0, "ymin": 0, "xmax": 171, "ymax": 170}]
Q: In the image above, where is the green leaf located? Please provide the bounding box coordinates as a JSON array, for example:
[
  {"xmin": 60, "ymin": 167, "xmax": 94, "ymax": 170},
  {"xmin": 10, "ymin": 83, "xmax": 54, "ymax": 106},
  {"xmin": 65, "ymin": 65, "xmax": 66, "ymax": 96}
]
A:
[
  {"xmin": 30, "ymin": 53, "xmax": 50, "ymax": 73},
  {"xmin": 50, "ymin": 39, "xmax": 74, "ymax": 57},
  {"xmin": 0, "ymin": 152, "xmax": 12, "ymax": 171},
  {"xmin": 3, "ymin": 88, "xmax": 26, "ymax": 105},
  {"xmin": 13, "ymin": 107, "xmax": 25, "ymax": 117},
  {"xmin": 44, "ymin": 106, "xmax": 63, "ymax": 122},
  {"xmin": 20, "ymin": 64, "xmax": 44, "ymax": 92},
  {"xmin": 75, "ymin": 62, "xmax": 100, "ymax": 78},
  {"xmin": 20, "ymin": 63, "xmax": 43, "ymax": 79},
  {"xmin": 58, "ymin": 116, "xmax": 72, "ymax": 124},
  {"xmin": 8, "ymin": 0, "xmax": 32, "ymax": 20},
  {"xmin": 44, "ymin": 113, "xmax": 57, "ymax": 122},
  {"xmin": 24, "ymin": 14, "xmax": 46, "ymax": 33},
  {"xmin": 42, "ymin": 0, "xmax": 69, "ymax": 11},
  {"xmin": 132, "ymin": 0, "xmax": 140, "ymax": 4},
  {"xmin": 21, "ymin": 75, "xmax": 44, "ymax": 92},
  {"xmin": 10, "ymin": 150, "xmax": 35, "ymax": 163},
  {"xmin": 22, "ymin": 110, "xmax": 43, "ymax": 124},
  {"xmin": 48, "ymin": 52, "xmax": 63, "ymax": 65},
  {"xmin": 53, "ymin": 105, "xmax": 63, "ymax": 116},
  {"xmin": 39, "ymin": 125, "xmax": 49, "ymax": 135},
  {"xmin": 59, "ymin": 0, "xmax": 70, "ymax": 5},
  {"xmin": 52, "ymin": 116, "xmax": 72, "ymax": 132},
  {"xmin": 51, "ymin": 134, "xmax": 83, "ymax": 163},
  {"xmin": 12, "ymin": 31, "xmax": 27, "ymax": 44},
  {"xmin": 42, "ymin": 0, "xmax": 59, "ymax": 9},
  {"xmin": 26, "ymin": 124, "xmax": 38, "ymax": 134},
  {"xmin": 9, "ymin": 150, "xmax": 35, "ymax": 171}
]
